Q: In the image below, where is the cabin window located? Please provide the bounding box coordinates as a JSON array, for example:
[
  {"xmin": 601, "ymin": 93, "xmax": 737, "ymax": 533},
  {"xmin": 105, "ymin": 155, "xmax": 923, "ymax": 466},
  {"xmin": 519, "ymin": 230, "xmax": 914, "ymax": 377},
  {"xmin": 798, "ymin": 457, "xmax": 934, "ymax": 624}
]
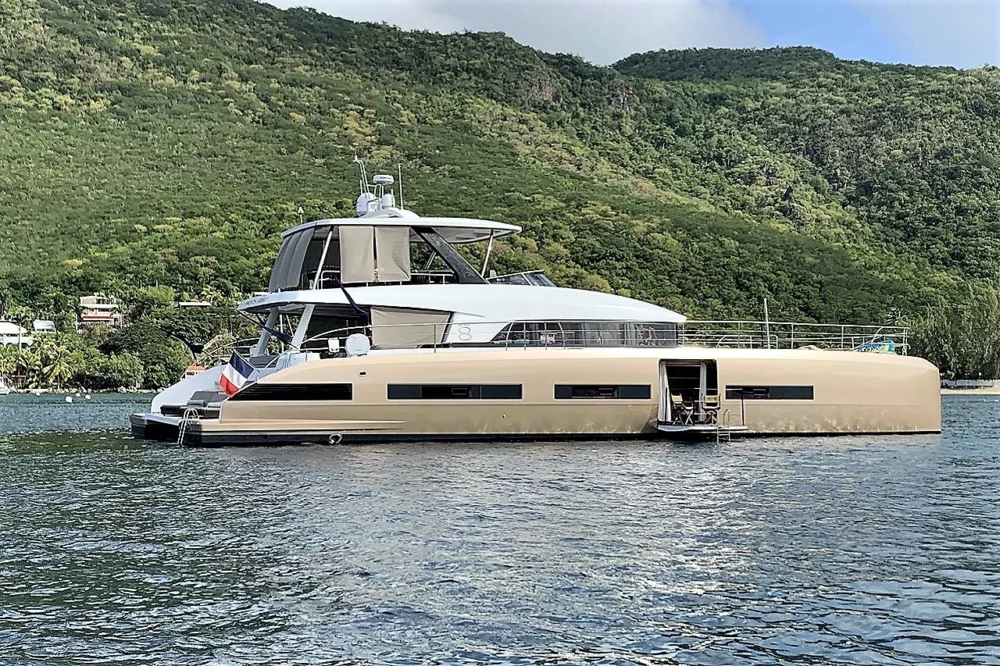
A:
[
  {"xmin": 229, "ymin": 383, "xmax": 354, "ymax": 401},
  {"xmin": 387, "ymin": 384, "xmax": 522, "ymax": 400},
  {"xmin": 269, "ymin": 228, "xmax": 319, "ymax": 292},
  {"xmin": 725, "ymin": 386, "xmax": 814, "ymax": 400},
  {"xmin": 554, "ymin": 384, "xmax": 652, "ymax": 400},
  {"xmin": 492, "ymin": 322, "xmax": 677, "ymax": 348},
  {"xmin": 412, "ymin": 227, "xmax": 488, "ymax": 284},
  {"xmin": 300, "ymin": 306, "xmax": 368, "ymax": 352},
  {"xmin": 303, "ymin": 231, "xmax": 340, "ymax": 289}
]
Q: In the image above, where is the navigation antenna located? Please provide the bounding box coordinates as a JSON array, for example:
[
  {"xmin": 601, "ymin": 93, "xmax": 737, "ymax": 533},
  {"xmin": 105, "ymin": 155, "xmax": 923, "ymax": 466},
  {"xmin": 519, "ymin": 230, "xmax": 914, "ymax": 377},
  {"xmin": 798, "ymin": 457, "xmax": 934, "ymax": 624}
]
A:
[
  {"xmin": 398, "ymin": 164, "xmax": 404, "ymax": 210},
  {"xmin": 763, "ymin": 298, "xmax": 771, "ymax": 350},
  {"xmin": 353, "ymin": 155, "xmax": 369, "ymax": 195},
  {"xmin": 354, "ymin": 155, "xmax": 377, "ymax": 217}
]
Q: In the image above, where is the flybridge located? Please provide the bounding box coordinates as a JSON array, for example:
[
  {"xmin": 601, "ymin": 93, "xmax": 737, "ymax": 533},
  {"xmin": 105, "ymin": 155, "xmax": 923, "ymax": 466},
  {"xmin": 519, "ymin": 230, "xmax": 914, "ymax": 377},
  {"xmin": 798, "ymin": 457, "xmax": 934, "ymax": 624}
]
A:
[{"xmin": 268, "ymin": 160, "xmax": 522, "ymax": 292}]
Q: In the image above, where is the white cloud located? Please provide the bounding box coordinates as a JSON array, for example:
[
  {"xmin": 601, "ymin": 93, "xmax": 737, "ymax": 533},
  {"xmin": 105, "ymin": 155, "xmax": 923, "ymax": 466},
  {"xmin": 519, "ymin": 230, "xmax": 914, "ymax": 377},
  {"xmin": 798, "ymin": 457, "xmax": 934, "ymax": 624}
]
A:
[
  {"xmin": 852, "ymin": 0, "xmax": 998, "ymax": 68},
  {"xmin": 267, "ymin": 0, "xmax": 765, "ymax": 64}
]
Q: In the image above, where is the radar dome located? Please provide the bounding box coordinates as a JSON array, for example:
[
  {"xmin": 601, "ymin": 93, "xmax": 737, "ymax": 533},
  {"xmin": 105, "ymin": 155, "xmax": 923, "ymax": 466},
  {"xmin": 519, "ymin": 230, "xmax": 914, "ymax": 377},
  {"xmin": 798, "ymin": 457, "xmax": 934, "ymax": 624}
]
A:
[
  {"xmin": 356, "ymin": 192, "xmax": 377, "ymax": 217},
  {"xmin": 345, "ymin": 333, "xmax": 371, "ymax": 357}
]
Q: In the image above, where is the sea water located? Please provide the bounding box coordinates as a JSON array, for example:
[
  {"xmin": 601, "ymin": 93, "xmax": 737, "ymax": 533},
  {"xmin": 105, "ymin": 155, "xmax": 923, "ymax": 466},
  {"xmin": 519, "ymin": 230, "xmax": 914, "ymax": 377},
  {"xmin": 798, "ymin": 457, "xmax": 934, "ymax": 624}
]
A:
[{"xmin": 0, "ymin": 394, "xmax": 997, "ymax": 664}]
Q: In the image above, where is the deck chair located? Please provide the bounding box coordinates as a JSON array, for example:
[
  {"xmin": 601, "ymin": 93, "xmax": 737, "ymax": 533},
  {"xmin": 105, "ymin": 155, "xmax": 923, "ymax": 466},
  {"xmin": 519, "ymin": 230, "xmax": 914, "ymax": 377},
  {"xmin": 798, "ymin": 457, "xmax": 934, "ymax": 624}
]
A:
[
  {"xmin": 701, "ymin": 393, "xmax": 721, "ymax": 425},
  {"xmin": 671, "ymin": 394, "xmax": 694, "ymax": 425}
]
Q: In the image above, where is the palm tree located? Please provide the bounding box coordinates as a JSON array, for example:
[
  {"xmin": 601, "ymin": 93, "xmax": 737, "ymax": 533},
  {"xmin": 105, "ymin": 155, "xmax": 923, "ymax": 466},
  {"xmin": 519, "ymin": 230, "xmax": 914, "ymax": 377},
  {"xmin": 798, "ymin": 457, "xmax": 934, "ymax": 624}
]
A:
[
  {"xmin": 35, "ymin": 336, "xmax": 58, "ymax": 364},
  {"xmin": 42, "ymin": 348, "xmax": 74, "ymax": 390},
  {"xmin": 0, "ymin": 345, "xmax": 15, "ymax": 384},
  {"xmin": 15, "ymin": 348, "xmax": 40, "ymax": 389}
]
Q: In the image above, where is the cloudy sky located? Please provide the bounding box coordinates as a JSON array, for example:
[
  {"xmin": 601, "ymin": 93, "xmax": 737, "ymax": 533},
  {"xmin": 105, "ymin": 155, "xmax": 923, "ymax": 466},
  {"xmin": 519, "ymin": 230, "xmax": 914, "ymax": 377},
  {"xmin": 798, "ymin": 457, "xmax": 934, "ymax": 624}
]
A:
[{"xmin": 266, "ymin": 0, "xmax": 998, "ymax": 68}]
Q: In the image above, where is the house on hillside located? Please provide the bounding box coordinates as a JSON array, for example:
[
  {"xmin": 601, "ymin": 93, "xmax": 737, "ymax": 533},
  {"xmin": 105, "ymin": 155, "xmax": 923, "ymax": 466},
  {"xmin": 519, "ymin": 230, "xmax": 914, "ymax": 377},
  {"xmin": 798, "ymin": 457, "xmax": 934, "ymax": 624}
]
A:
[
  {"xmin": 0, "ymin": 322, "xmax": 33, "ymax": 347},
  {"xmin": 32, "ymin": 319, "xmax": 57, "ymax": 334},
  {"xmin": 77, "ymin": 295, "xmax": 123, "ymax": 332}
]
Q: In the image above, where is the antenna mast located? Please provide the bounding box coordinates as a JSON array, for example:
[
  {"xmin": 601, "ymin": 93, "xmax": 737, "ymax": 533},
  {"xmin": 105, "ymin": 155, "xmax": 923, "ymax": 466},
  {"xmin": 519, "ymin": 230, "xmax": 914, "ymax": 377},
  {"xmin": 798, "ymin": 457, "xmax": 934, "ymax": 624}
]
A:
[
  {"xmin": 353, "ymin": 155, "xmax": 369, "ymax": 195},
  {"xmin": 763, "ymin": 298, "xmax": 771, "ymax": 350},
  {"xmin": 398, "ymin": 163, "xmax": 404, "ymax": 210}
]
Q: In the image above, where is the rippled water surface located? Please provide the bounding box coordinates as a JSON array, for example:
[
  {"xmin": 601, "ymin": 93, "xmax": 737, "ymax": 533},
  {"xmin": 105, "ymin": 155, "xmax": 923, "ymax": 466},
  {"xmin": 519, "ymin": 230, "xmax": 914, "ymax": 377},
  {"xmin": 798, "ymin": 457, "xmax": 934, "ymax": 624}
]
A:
[{"xmin": 1, "ymin": 394, "xmax": 999, "ymax": 664}]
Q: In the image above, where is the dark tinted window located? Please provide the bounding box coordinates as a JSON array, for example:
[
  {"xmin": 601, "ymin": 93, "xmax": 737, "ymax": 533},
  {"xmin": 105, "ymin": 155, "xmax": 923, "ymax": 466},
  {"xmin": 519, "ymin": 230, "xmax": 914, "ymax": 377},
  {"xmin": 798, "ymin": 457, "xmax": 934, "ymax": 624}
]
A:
[
  {"xmin": 423, "ymin": 385, "xmax": 472, "ymax": 399},
  {"xmin": 725, "ymin": 386, "xmax": 814, "ymax": 400},
  {"xmin": 480, "ymin": 384, "xmax": 523, "ymax": 399},
  {"xmin": 387, "ymin": 384, "xmax": 522, "ymax": 400},
  {"xmin": 554, "ymin": 384, "xmax": 652, "ymax": 400},
  {"xmin": 229, "ymin": 383, "xmax": 353, "ymax": 401}
]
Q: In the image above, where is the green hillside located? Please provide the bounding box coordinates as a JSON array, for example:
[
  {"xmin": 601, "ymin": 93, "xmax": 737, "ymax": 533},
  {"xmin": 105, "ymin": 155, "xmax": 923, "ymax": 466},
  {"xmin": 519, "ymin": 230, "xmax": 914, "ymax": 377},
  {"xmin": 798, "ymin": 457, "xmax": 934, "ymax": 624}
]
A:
[{"xmin": 1, "ymin": 0, "xmax": 998, "ymax": 381}]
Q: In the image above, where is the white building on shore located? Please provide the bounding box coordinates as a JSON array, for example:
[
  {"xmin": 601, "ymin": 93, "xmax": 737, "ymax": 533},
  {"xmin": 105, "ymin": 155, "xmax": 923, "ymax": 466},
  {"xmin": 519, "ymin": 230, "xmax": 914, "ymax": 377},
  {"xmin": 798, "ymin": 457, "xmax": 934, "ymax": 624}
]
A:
[
  {"xmin": 0, "ymin": 322, "xmax": 33, "ymax": 347},
  {"xmin": 32, "ymin": 319, "xmax": 57, "ymax": 334}
]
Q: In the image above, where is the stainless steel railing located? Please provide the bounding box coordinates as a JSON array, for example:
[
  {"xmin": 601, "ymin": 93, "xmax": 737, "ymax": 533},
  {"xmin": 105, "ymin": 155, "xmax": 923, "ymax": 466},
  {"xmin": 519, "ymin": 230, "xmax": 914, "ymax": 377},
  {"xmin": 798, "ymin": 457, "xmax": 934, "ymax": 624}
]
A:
[
  {"xmin": 199, "ymin": 320, "xmax": 909, "ymax": 368},
  {"xmin": 280, "ymin": 320, "xmax": 908, "ymax": 355},
  {"xmin": 679, "ymin": 320, "xmax": 908, "ymax": 353}
]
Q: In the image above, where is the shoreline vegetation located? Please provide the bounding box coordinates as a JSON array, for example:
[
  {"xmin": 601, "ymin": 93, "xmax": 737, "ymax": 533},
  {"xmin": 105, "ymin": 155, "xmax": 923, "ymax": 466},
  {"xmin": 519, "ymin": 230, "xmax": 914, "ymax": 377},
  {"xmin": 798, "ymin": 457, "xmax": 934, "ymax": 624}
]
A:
[
  {"xmin": 4, "ymin": 3, "xmax": 1000, "ymax": 380},
  {"xmin": 1, "ymin": 280, "xmax": 998, "ymax": 392},
  {"xmin": 3, "ymin": 387, "xmax": 155, "ymax": 395},
  {"xmin": 0, "ymin": 295, "xmax": 255, "ymax": 393}
]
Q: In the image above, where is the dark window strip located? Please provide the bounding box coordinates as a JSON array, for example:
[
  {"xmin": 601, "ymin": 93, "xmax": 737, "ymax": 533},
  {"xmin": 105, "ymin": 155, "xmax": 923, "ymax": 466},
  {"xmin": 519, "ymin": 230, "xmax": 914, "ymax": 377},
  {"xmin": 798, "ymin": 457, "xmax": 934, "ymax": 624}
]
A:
[
  {"xmin": 725, "ymin": 385, "xmax": 814, "ymax": 400},
  {"xmin": 554, "ymin": 384, "xmax": 652, "ymax": 400},
  {"xmin": 229, "ymin": 383, "xmax": 353, "ymax": 401},
  {"xmin": 387, "ymin": 384, "xmax": 522, "ymax": 400}
]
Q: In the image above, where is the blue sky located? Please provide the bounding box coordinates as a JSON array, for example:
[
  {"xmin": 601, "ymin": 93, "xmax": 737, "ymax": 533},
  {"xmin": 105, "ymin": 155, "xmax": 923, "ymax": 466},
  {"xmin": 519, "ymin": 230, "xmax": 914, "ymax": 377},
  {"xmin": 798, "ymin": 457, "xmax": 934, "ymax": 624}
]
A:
[
  {"xmin": 730, "ymin": 0, "xmax": 906, "ymax": 63},
  {"xmin": 730, "ymin": 0, "xmax": 996, "ymax": 68},
  {"xmin": 269, "ymin": 0, "xmax": 999, "ymax": 69}
]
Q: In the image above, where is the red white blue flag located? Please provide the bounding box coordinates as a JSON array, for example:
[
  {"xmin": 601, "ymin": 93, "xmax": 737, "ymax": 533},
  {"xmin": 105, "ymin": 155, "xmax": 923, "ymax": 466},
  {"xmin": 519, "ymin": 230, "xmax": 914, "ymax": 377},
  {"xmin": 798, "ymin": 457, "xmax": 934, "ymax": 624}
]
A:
[{"xmin": 220, "ymin": 352, "xmax": 254, "ymax": 397}]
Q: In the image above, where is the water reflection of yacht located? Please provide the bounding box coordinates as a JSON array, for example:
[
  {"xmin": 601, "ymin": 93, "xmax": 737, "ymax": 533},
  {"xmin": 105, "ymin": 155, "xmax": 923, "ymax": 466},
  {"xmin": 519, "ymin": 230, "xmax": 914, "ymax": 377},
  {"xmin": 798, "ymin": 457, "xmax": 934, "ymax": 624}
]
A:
[{"xmin": 131, "ymin": 164, "xmax": 940, "ymax": 446}]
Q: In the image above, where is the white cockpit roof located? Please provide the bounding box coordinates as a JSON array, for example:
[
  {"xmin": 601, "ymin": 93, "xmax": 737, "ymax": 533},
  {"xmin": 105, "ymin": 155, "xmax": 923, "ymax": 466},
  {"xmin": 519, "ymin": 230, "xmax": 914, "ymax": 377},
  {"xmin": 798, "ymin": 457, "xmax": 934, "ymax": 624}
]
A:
[
  {"xmin": 282, "ymin": 213, "xmax": 521, "ymax": 245},
  {"xmin": 238, "ymin": 284, "xmax": 687, "ymax": 325}
]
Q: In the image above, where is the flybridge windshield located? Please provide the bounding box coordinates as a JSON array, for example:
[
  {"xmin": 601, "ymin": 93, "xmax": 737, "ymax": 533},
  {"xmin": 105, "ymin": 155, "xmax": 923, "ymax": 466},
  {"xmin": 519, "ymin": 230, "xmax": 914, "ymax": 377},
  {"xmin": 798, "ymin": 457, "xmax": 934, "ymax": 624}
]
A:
[
  {"xmin": 267, "ymin": 223, "xmax": 540, "ymax": 290},
  {"xmin": 487, "ymin": 271, "xmax": 556, "ymax": 287}
]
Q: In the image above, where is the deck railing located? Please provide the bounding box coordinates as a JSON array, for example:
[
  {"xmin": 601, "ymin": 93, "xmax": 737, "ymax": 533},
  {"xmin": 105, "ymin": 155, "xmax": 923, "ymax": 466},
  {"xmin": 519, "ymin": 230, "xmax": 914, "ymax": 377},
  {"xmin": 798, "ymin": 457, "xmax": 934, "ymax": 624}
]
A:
[
  {"xmin": 680, "ymin": 321, "xmax": 908, "ymax": 354},
  {"xmin": 196, "ymin": 320, "xmax": 909, "ymax": 370},
  {"xmin": 287, "ymin": 320, "xmax": 907, "ymax": 355}
]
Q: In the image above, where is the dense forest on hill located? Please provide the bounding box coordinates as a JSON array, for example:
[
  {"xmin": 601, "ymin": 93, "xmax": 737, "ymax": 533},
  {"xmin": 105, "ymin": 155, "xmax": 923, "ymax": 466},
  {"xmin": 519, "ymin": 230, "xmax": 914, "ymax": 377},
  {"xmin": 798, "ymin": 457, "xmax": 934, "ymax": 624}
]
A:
[{"xmin": 0, "ymin": 0, "xmax": 998, "ymax": 383}]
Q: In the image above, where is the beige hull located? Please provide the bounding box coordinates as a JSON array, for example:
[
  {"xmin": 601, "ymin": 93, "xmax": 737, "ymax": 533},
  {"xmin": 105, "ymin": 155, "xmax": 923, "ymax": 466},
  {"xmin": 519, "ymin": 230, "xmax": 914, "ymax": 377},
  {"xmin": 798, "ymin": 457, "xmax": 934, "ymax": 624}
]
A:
[{"xmin": 161, "ymin": 347, "xmax": 941, "ymax": 445}]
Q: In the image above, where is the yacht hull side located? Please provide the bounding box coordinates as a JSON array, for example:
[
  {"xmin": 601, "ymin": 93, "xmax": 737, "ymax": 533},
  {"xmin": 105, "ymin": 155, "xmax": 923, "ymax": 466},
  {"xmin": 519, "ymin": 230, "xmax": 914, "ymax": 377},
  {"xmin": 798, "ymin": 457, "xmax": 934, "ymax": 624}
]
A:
[{"xmin": 129, "ymin": 347, "xmax": 943, "ymax": 446}]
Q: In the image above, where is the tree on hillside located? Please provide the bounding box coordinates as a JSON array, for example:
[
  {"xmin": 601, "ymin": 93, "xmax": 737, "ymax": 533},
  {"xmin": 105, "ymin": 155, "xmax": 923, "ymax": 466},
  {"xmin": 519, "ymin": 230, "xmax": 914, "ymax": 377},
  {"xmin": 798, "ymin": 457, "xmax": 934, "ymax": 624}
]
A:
[
  {"xmin": 911, "ymin": 284, "xmax": 1000, "ymax": 379},
  {"xmin": 4, "ymin": 0, "xmax": 1000, "ymax": 374}
]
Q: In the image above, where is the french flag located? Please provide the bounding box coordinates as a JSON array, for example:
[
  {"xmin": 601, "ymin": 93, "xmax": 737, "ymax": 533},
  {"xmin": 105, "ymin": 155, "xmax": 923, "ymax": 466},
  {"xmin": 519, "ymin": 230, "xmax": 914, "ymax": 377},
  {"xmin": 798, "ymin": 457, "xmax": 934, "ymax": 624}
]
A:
[{"xmin": 220, "ymin": 352, "xmax": 254, "ymax": 397}]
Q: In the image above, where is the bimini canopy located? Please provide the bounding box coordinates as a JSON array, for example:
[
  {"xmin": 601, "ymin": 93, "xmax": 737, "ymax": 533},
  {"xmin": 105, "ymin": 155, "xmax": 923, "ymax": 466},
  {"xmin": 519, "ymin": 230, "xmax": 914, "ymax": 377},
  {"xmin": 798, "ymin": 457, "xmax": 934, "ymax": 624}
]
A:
[{"xmin": 281, "ymin": 217, "xmax": 521, "ymax": 245}]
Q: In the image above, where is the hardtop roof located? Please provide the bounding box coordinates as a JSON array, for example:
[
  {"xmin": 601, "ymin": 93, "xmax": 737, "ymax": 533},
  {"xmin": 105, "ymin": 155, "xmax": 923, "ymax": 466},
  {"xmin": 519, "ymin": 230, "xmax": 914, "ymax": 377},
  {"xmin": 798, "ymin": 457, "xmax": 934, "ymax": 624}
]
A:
[{"xmin": 282, "ymin": 214, "xmax": 521, "ymax": 244}]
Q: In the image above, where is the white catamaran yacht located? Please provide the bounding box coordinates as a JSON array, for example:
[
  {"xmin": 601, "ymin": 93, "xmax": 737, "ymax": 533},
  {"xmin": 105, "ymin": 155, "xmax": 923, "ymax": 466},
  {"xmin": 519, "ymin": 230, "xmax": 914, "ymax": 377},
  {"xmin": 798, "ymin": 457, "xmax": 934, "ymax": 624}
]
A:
[{"xmin": 131, "ymin": 164, "xmax": 941, "ymax": 445}]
